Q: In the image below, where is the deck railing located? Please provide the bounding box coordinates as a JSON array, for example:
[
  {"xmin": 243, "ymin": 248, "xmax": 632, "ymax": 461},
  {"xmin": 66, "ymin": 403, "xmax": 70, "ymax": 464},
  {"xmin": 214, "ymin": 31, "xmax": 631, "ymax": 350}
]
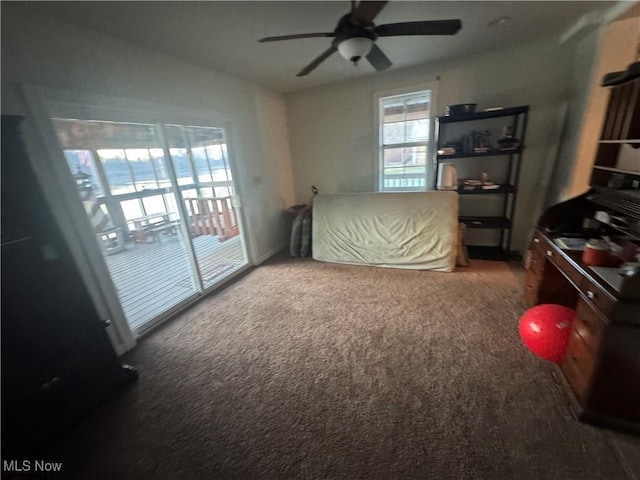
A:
[
  {"xmin": 383, "ymin": 172, "xmax": 426, "ymax": 190},
  {"xmin": 184, "ymin": 196, "xmax": 239, "ymax": 241}
]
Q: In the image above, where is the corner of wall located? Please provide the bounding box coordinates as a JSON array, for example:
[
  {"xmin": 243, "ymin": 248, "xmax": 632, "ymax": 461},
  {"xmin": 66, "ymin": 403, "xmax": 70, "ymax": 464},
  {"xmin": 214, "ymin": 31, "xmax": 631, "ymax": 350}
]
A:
[{"xmin": 552, "ymin": 9, "xmax": 640, "ymax": 204}]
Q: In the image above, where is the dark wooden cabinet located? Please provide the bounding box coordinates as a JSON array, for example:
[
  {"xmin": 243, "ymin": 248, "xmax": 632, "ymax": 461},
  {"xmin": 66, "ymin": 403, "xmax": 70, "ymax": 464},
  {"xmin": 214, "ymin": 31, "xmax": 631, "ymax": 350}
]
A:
[
  {"xmin": 524, "ymin": 230, "xmax": 640, "ymax": 431},
  {"xmin": 1, "ymin": 115, "xmax": 137, "ymax": 459},
  {"xmin": 590, "ymin": 74, "xmax": 640, "ymax": 191},
  {"xmin": 524, "ymin": 63, "xmax": 640, "ymax": 433}
]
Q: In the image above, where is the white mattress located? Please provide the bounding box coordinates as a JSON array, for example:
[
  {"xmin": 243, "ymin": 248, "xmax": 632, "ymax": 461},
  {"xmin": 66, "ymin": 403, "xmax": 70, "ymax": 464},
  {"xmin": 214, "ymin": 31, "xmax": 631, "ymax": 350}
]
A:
[{"xmin": 312, "ymin": 191, "xmax": 459, "ymax": 272}]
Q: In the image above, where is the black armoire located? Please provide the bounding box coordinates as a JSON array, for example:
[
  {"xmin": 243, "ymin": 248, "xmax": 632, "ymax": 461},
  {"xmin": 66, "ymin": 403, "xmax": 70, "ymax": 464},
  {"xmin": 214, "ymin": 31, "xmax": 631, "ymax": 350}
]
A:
[{"xmin": 1, "ymin": 115, "xmax": 137, "ymax": 460}]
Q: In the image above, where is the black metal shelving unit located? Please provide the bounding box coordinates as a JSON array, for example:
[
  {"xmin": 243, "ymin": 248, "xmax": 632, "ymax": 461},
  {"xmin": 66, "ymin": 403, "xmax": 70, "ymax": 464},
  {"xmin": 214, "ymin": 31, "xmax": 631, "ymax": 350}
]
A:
[{"xmin": 434, "ymin": 105, "xmax": 529, "ymax": 260}]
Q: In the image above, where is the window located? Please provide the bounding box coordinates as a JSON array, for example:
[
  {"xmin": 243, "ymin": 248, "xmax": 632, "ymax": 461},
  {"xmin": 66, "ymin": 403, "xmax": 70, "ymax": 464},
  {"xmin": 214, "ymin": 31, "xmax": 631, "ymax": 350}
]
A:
[
  {"xmin": 176, "ymin": 125, "xmax": 235, "ymax": 197},
  {"xmin": 377, "ymin": 88, "xmax": 434, "ymax": 191},
  {"xmin": 63, "ymin": 150, "xmax": 105, "ymax": 196},
  {"xmin": 52, "ymin": 119, "xmax": 236, "ymax": 219}
]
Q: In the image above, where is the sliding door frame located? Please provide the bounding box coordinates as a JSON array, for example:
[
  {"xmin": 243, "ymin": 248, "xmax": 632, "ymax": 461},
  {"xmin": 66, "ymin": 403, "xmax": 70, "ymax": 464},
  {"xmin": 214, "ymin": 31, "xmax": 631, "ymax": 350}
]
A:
[{"xmin": 21, "ymin": 85, "xmax": 252, "ymax": 351}]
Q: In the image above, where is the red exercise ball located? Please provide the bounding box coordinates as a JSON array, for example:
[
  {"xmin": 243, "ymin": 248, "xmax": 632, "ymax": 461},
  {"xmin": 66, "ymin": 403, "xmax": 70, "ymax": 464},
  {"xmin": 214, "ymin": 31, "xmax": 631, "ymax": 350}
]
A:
[{"xmin": 519, "ymin": 304, "xmax": 575, "ymax": 363}]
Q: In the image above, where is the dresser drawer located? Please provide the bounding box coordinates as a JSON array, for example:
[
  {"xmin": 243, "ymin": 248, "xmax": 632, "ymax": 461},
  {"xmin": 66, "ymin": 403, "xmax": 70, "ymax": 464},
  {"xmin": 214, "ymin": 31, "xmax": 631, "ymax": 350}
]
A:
[
  {"xmin": 531, "ymin": 231, "xmax": 546, "ymax": 248},
  {"xmin": 550, "ymin": 248, "xmax": 583, "ymax": 288},
  {"xmin": 573, "ymin": 298, "xmax": 606, "ymax": 352},
  {"xmin": 561, "ymin": 329, "xmax": 597, "ymax": 401},
  {"xmin": 580, "ymin": 277, "xmax": 617, "ymax": 318},
  {"xmin": 524, "ymin": 269, "xmax": 540, "ymax": 306},
  {"xmin": 528, "ymin": 246, "xmax": 545, "ymax": 276}
]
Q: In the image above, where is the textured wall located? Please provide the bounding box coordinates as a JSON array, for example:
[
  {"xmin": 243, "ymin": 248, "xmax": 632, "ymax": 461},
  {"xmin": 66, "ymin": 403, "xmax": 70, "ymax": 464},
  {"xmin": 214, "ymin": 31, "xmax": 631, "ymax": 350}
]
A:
[
  {"xmin": 1, "ymin": 3, "xmax": 295, "ymax": 264},
  {"xmin": 286, "ymin": 38, "xmax": 577, "ymax": 254}
]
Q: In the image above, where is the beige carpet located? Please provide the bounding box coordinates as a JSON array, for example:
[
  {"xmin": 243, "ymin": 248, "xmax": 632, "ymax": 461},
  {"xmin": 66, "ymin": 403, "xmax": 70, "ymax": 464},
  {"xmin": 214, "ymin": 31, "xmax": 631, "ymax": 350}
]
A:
[{"xmin": 43, "ymin": 256, "xmax": 640, "ymax": 479}]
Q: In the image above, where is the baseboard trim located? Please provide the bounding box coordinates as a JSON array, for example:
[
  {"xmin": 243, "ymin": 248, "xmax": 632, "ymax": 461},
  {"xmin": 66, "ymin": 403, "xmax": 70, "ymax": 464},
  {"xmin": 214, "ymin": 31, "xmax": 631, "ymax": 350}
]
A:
[{"xmin": 254, "ymin": 240, "xmax": 288, "ymax": 265}]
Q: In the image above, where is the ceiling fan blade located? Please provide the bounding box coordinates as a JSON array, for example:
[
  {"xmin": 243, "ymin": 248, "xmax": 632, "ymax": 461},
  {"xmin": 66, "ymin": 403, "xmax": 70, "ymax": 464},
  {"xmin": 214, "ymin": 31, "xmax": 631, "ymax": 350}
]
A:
[
  {"xmin": 366, "ymin": 43, "xmax": 392, "ymax": 72},
  {"xmin": 259, "ymin": 32, "xmax": 335, "ymax": 43},
  {"xmin": 376, "ymin": 19, "xmax": 462, "ymax": 36},
  {"xmin": 351, "ymin": 1, "xmax": 388, "ymax": 25},
  {"xmin": 296, "ymin": 46, "xmax": 338, "ymax": 77}
]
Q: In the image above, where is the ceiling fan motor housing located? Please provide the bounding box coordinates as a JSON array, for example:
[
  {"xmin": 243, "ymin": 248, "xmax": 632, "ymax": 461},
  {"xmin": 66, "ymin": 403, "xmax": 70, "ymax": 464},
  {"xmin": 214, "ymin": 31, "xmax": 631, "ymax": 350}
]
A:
[{"xmin": 333, "ymin": 13, "xmax": 377, "ymax": 62}]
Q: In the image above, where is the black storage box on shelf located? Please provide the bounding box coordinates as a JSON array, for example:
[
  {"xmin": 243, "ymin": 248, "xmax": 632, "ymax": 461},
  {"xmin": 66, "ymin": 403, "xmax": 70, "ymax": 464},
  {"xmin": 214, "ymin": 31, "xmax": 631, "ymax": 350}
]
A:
[{"xmin": 445, "ymin": 103, "xmax": 477, "ymax": 116}]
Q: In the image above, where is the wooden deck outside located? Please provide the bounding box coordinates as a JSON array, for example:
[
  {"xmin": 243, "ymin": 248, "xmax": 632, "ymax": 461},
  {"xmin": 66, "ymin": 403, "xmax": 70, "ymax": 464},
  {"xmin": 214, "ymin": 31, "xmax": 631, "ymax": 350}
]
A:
[{"xmin": 105, "ymin": 234, "xmax": 245, "ymax": 331}]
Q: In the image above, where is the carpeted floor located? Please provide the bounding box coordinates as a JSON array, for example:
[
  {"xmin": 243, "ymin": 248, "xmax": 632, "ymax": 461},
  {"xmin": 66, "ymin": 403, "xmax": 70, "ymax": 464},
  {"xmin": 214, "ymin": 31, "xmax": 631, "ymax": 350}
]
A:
[{"xmin": 42, "ymin": 256, "xmax": 640, "ymax": 479}]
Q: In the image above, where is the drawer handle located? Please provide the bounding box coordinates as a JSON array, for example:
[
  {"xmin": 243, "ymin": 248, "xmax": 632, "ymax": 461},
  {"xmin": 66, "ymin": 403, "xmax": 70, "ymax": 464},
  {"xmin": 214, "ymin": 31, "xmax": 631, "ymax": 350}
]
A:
[
  {"xmin": 546, "ymin": 250, "xmax": 553, "ymax": 257},
  {"xmin": 534, "ymin": 238, "xmax": 540, "ymax": 244},
  {"xmin": 586, "ymin": 290, "xmax": 596, "ymax": 300}
]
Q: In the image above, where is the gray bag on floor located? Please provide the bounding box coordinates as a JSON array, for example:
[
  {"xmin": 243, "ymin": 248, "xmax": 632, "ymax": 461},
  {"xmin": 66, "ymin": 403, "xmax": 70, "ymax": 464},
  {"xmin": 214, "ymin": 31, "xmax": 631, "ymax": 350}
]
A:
[
  {"xmin": 300, "ymin": 212, "xmax": 312, "ymax": 258},
  {"xmin": 289, "ymin": 186, "xmax": 317, "ymax": 258},
  {"xmin": 289, "ymin": 211, "xmax": 304, "ymax": 257}
]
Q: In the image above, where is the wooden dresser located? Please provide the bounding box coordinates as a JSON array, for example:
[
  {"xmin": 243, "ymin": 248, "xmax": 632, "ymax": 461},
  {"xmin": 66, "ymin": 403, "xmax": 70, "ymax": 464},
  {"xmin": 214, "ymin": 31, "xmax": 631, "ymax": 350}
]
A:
[
  {"xmin": 525, "ymin": 227, "xmax": 640, "ymax": 432},
  {"xmin": 524, "ymin": 63, "xmax": 640, "ymax": 433}
]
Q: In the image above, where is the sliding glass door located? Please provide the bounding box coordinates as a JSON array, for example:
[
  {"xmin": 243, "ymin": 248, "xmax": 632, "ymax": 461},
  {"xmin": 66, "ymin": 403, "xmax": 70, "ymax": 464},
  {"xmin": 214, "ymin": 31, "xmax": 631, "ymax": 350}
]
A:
[
  {"xmin": 51, "ymin": 117, "xmax": 247, "ymax": 333},
  {"xmin": 166, "ymin": 125, "xmax": 245, "ymax": 289}
]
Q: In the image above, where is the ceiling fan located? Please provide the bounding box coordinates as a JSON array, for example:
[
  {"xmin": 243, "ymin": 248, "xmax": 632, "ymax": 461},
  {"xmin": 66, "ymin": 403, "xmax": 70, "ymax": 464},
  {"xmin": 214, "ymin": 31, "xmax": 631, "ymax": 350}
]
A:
[{"xmin": 258, "ymin": 1, "xmax": 462, "ymax": 77}]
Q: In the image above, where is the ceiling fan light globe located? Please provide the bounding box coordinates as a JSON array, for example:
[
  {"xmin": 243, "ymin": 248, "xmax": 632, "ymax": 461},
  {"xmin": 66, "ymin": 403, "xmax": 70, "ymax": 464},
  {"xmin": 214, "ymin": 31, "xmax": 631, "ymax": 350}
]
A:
[{"xmin": 337, "ymin": 37, "xmax": 373, "ymax": 63}]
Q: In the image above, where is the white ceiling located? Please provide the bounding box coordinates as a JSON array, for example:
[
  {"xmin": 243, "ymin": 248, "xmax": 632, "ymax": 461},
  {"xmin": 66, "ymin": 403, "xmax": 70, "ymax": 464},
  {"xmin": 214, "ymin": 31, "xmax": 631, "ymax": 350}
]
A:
[{"xmin": 31, "ymin": 1, "xmax": 617, "ymax": 93}]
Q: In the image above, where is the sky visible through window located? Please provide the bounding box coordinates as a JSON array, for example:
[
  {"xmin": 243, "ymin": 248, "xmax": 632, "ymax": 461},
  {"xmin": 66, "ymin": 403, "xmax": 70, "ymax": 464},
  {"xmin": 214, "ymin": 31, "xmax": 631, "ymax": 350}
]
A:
[{"xmin": 58, "ymin": 120, "xmax": 233, "ymax": 222}]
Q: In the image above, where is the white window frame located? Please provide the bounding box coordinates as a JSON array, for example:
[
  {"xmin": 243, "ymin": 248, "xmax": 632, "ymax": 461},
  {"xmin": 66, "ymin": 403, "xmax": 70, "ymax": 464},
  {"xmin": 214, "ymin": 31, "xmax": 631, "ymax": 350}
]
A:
[{"xmin": 373, "ymin": 82, "xmax": 438, "ymax": 192}]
